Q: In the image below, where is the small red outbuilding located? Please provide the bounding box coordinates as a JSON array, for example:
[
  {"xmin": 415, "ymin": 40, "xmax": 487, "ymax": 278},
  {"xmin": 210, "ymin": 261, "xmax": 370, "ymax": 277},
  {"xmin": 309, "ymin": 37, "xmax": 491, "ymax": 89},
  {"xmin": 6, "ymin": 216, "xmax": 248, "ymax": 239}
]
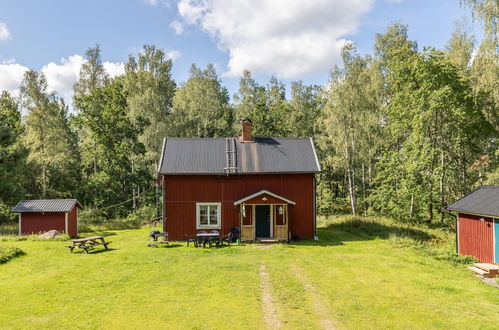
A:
[
  {"xmin": 12, "ymin": 199, "xmax": 82, "ymax": 237},
  {"xmin": 447, "ymin": 186, "xmax": 499, "ymax": 264}
]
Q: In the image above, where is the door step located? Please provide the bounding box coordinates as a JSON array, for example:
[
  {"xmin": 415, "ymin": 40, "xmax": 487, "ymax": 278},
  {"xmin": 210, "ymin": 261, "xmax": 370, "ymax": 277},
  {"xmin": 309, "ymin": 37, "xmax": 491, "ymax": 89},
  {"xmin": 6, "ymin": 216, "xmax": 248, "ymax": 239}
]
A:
[
  {"xmin": 256, "ymin": 238, "xmax": 280, "ymax": 244},
  {"xmin": 474, "ymin": 263, "xmax": 499, "ymax": 275},
  {"xmin": 468, "ymin": 264, "xmax": 499, "ymax": 278}
]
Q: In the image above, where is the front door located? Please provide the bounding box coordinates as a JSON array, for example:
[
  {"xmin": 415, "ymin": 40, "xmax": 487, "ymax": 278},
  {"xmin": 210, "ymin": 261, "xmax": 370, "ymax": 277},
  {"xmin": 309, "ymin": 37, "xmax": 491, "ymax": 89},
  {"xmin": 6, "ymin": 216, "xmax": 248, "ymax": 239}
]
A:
[{"xmin": 255, "ymin": 205, "xmax": 271, "ymax": 238}]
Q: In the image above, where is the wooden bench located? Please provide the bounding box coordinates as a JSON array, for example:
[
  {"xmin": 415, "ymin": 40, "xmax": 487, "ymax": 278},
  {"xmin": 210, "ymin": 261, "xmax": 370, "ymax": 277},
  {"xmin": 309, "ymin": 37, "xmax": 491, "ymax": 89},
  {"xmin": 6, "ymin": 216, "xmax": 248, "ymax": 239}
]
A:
[{"xmin": 66, "ymin": 236, "xmax": 111, "ymax": 254}]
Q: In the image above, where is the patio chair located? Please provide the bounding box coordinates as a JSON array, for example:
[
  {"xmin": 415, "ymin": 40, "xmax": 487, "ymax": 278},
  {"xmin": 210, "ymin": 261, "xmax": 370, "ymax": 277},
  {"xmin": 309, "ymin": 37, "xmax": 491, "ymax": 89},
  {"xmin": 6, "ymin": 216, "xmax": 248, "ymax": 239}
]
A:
[
  {"xmin": 220, "ymin": 232, "xmax": 232, "ymax": 246},
  {"xmin": 197, "ymin": 230, "xmax": 208, "ymax": 248},
  {"xmin": 208, "ymin": 230, "xmax": 220, "ymax": 248},
  {"xmin": 185, "ymin": 233, "xmax": 196, "ymax": 247}
]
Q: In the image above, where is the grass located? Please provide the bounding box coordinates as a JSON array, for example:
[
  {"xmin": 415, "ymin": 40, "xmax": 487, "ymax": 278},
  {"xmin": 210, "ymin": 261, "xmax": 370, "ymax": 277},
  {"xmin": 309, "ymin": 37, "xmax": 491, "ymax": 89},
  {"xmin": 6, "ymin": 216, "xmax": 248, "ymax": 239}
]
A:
[{"xmin": 0, "ymin": 216, "xmax": 498, "ymax": 329}]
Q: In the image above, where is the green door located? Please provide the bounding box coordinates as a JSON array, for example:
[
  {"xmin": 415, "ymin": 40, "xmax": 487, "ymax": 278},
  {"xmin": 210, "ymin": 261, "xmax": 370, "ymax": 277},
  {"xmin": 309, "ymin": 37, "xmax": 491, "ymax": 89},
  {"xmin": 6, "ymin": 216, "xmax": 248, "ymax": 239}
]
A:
[{"xmin": 255, "ymin": 205, "xmax": 271, "ymax": 238}]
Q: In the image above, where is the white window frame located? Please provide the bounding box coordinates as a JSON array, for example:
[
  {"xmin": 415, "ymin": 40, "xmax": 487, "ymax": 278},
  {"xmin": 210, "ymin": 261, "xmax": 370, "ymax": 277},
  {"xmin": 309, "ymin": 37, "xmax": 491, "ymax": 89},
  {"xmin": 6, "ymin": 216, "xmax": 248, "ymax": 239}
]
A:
[{"xmin": 196, "ymin": 202, "xmax": 221, "ymax": 229}]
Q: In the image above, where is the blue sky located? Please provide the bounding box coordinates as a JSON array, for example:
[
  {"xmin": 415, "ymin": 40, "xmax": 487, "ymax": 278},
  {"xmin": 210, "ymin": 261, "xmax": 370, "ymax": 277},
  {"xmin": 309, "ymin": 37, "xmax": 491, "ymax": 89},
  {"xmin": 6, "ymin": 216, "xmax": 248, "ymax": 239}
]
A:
[{"xmin": 0, "ymin": 0, "xmax": 480, "ymax": 103}]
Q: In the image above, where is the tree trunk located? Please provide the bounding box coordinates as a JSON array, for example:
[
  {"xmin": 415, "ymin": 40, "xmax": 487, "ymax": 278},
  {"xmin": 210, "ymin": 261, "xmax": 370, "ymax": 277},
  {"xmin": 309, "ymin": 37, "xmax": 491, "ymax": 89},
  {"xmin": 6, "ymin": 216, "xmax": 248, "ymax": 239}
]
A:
[
  {"xmin": 409, "ymin": 193, "xmax": 414, "ymax": 219},
  {"xmin": 362, "ymin": 162, "xmax": 367, "ymax": 216},
  {"xmin": 347, "ymin": 166, "xmax": 357, "ymax": 216}
]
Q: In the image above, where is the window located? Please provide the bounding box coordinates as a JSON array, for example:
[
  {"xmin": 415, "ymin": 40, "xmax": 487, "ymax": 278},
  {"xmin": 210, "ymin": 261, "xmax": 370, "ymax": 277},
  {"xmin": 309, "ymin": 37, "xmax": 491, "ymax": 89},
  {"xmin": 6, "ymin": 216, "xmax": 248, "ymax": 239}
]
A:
[{"xmin": 196, "ymin": 203, "xmax": 221, "ymax": 229}]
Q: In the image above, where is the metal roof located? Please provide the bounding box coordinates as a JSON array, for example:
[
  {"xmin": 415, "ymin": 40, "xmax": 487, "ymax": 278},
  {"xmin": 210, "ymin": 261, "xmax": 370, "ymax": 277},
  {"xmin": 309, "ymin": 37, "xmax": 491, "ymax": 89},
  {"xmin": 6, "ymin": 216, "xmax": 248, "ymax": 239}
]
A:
[
  {"xmin": 157, "ymin": 137, "xmax": 321, "ymax": 175},
  {"xmin": 12, "ymin": 199, "xmax": 82, "ymax": 213},
  {"xmin": 446, "ymin": 186, "xmax": 499, "ymax": 218}
]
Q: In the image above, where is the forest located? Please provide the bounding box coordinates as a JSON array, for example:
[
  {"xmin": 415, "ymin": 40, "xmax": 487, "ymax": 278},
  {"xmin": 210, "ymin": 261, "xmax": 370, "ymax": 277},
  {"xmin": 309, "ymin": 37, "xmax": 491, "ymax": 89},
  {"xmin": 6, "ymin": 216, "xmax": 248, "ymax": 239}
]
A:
[{"xmin": 0, "ymin": 1, "xmax": 497, "ymax": 227}]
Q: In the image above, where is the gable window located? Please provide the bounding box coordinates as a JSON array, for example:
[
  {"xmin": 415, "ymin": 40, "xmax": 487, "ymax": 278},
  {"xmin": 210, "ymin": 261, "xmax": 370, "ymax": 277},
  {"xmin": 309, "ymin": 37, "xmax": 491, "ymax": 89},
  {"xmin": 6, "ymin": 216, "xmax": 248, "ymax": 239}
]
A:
[{"xmin": 196, "ymin": 203, "xmax": 221, "ymax": 229}]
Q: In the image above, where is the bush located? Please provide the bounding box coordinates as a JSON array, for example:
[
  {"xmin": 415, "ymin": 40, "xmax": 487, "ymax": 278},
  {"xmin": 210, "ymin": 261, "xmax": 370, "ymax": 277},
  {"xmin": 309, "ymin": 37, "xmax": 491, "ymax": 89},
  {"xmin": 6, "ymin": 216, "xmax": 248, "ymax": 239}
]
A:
[
  {"xmin": 78, "ymin": 205, "xmax": 157, "ymax": 232},
  {"xmin": 0, "ymin": 246, "xmax": 24, "ymax": 264}
]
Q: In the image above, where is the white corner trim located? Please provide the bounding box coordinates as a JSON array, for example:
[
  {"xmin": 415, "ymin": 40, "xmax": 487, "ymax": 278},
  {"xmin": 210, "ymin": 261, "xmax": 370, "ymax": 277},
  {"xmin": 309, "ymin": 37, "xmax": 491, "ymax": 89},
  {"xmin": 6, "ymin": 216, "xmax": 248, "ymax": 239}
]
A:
[
  {"xmin": 233, "ymin": 190, "xmax": 296, "ymax": 205},
  {"xmin": 65, "ymin": 212, "xmax": 68, "ymax": 234},
  {"xmin": 76, "ymin": 207, "xmax": 79, "ymax": 235},
  {"xmin": 310, "ymin": 137, "xmax": 321, "ymax": 172},
  {"xmin": 157, "ymin": 137, "xmax": 167, "ymax": 174},
  {"xmin": 196, "ymin": 202, "xmax": 222, "ymax": 229},
  {"xmin": 18, "ymin": 214, "xmax": 21, "ymax": 236}
]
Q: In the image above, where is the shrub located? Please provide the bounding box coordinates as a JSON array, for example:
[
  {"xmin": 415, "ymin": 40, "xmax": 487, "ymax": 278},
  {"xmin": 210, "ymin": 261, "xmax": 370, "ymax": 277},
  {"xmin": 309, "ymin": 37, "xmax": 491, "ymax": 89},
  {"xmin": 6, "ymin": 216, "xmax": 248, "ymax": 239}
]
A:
[
  {"xmin": 0, "ymin": 246, "xmax": 24, "ymax": 264},
  {"xmin": 78, "ymin": 205, "xmax": 157, "ymax": 232}
]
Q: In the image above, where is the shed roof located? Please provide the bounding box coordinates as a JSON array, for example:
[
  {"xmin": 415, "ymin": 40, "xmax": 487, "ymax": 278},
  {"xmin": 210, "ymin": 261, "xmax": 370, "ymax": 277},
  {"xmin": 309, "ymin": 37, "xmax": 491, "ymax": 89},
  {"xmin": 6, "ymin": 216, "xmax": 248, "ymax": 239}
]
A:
[
  {"xmin": 446, "ymin": 186, "xmax": 499, "ymax": 218},
  {"xmin": 12, "ymin": 199, "xmax": 82, "ymax": 213},
  {"xmin": 157, "ymin": 137, "xmax": 321, "ymax": 175}
]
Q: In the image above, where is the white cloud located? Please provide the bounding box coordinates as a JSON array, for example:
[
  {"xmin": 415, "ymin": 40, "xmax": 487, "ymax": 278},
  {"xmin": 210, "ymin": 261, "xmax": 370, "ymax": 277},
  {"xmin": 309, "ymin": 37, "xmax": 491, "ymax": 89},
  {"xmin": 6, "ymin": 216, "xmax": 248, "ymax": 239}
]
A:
[
  {"xmin": 144, "ymin": 0, "xmax": 171, "ymax": 8},
  {"xmin": 175, "ymin": 0, "xmax": 374, "ymax": 78},
  {"xmin": 169, "ymin": 20, "xmax": 184, "ymax": 34},
  {"xmin": 0, "ymin": 63, "xmax": 28, "ymax": 96},
  {"xmin": 41, "ymin": 55, "xmax": 86, "ymax": 101},
  {"xmin": 0, "ymin": 56, "xmax": 125, "ymax": 105},
  {"xmin": 103, "ymin": 61, "xmax": 125, "ymax": 77},
  {"xmin": 166, "ymin": 50, "xmax": 182, "ymax": 60},
  {"xmin": 0, "ymin": 22, "xmax": 12, "ymax": 40}
]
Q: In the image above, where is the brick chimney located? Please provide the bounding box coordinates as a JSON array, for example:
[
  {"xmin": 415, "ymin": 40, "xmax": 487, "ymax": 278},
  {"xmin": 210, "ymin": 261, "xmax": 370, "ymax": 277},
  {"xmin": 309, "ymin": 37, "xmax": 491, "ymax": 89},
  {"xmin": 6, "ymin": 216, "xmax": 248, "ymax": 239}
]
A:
[{"xmin": 241, "ymin": 118, "xmax": 253, "ymax": 142}]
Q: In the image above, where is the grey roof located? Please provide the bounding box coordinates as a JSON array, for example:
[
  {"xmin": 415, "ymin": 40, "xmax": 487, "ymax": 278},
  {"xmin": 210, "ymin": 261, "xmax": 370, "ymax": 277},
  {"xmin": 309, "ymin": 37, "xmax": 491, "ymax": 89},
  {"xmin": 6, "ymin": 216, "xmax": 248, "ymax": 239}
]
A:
[
  {"xmin": 12, "ymin": 199, "xmax": 82, "ymax": 213},
  {"xmin": 446, "ymin": 186, "xmax": 499, "ymax": 218},
  {"xmin": 158, "ymin": 137, "xmax": 321, "ymax": 175}
]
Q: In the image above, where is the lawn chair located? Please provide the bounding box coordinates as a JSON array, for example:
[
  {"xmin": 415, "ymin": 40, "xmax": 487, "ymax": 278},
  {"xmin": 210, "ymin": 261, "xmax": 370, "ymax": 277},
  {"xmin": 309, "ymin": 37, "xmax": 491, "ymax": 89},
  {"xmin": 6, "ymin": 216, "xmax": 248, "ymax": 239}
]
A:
[
  {"xmin": 197, "ymin": 230, "xmax": 208, "ymax": 248},
  {"xmin": 185, "ymin": 233, "xmax": 196, "ymax": 247},
  {"xmin": 220, "ymin": 232, "xmax": 232, "ymax": 246},
  {"xmin": 208, "ymin": 230, "xmax": 220, "ymax": 248}
]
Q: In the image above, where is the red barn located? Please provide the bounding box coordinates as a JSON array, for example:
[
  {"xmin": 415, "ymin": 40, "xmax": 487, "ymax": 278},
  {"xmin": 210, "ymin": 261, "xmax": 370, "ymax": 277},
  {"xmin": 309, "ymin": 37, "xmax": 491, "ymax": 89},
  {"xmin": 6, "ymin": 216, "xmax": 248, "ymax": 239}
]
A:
[
  {"xmin": 447, "ymin": 186, "xmax": 499, "ymax": 264},
  {"xmin": 12, "ymin": 199, "xmax": 82, "ymax": 237},
  {"xmin": 157, "ymin": 120, "xmax": 321, "ymax": 241}
]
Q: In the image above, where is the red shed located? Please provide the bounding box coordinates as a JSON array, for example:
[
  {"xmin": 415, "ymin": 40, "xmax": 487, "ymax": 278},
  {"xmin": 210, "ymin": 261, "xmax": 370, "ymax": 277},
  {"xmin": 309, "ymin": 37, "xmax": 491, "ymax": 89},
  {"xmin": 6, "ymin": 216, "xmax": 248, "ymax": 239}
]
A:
[
  {"xmin": 12, "ymin": 199, "xmax": 82, "ymax": 237},
  {"xmin": 447, "ymin": 186, "xmax": 499, "ymax": 264},
  {"xmin": 157, "ymin": 120, "xmax": 321, "ymax": 241}
]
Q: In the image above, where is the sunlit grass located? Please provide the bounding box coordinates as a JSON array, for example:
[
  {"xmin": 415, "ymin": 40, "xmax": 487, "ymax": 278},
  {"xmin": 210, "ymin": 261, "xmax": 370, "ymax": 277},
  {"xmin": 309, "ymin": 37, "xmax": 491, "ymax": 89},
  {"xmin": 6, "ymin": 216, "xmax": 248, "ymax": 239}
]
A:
[{"xmin": 0, "ymin": 217, "xmax": 497, "ymax": 329}]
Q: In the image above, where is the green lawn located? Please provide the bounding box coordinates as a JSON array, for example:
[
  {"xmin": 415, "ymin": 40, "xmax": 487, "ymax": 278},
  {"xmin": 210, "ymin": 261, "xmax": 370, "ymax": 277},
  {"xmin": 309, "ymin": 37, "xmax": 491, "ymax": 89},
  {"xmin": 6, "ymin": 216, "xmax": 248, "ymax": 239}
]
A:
[{"xmin": 0, "ymin": 217, "xmax": 498, "ymax": 329}]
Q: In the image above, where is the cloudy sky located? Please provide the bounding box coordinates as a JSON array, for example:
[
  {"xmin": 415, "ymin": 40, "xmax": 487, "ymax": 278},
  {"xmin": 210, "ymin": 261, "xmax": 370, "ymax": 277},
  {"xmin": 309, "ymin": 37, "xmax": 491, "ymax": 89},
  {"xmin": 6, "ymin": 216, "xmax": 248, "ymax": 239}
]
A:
[{"xmin": 0, "ymin": 0, "xmax": 479, "ymax": 104}]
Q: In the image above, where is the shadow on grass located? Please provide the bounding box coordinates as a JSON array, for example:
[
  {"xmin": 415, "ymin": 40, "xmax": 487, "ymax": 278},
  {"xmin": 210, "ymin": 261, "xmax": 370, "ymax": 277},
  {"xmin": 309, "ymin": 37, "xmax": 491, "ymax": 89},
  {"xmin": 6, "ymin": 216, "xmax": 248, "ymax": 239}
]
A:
[
  {"xmin": 296, "ymin": 218, "xmax": 436, "ymax": 247},
  {"xmin": 71, "ymin": 247, "xmax": 118, "ymax": 255}
]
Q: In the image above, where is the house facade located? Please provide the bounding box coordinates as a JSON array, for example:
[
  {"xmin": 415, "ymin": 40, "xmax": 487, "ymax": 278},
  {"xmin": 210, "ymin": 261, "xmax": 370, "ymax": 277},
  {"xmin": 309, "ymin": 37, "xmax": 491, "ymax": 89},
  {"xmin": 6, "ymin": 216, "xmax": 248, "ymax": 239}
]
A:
[
  {"xmin": 157, "ymin": 120, "xmax": 321, "ymax": 241},
  {"xmin": 447, "ymin": 186, "xmax": 499, "ymax": 264}
]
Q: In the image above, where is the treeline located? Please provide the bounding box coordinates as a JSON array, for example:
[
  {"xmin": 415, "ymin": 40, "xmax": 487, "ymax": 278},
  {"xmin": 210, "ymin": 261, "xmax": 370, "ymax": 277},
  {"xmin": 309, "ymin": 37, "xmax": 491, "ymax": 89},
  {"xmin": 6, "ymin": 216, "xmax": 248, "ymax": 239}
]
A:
[{"xmin": 0, "ymin": 4, "xmax": 497, "ymax": 225}]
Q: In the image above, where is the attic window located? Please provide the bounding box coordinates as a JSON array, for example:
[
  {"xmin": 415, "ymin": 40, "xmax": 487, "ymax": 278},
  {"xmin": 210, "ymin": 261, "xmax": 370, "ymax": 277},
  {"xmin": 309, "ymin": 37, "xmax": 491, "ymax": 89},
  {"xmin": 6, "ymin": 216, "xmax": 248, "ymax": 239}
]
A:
[{"xmin": 196, "ymin": 203, "xmax": 221, "ymax": 229}]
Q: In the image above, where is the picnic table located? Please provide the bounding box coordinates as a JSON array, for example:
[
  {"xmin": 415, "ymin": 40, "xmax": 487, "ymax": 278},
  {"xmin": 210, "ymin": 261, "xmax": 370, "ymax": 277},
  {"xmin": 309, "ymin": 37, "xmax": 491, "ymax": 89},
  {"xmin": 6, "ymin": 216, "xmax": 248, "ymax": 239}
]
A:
[
  {"xmin": 148, "ymin": 231, "xmax": 168, "ymax": 247},
  {"xmin": 196, "ymin": 232, "xmax": 220, "ymax": 248},
  {"xmin": 66, "ymin": 236, "xmax": 111, "ymax": 254}
]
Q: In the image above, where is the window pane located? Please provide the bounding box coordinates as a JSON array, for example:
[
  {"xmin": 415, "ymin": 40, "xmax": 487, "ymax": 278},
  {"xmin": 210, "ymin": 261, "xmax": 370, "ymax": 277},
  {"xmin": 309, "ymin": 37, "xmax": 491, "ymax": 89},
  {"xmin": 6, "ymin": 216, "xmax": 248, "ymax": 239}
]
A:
[
  {"xmin": 209, "ymin": 206, "xmax": 218, "ymax": 225},
  {"xmin": 199, "ymin": 206, "xmax": 208, "ymax": 225}
]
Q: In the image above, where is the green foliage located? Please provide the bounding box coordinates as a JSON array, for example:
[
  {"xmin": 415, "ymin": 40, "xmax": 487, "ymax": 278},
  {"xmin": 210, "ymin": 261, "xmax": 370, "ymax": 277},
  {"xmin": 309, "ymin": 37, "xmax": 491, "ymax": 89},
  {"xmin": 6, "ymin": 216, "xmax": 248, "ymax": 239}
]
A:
[
  {"xmin": 0, "ymin": 246, "xmax": 24, "ymax": 264},
  {"xmin": 74, "ymin": 79, "xmax": 149, "ymax": 215},
  {"xmin": 20, "ymin": 71, "xmax": 79, "ymax": 198},
  {"xmin": 124, "ymin": 45, "xmax": 176, "ymax": 173},
  {"xmin": 0, "ymin": 92, "xmax": 26, "ymax": 221},
  {"xmin": 172, "ymin": 64, "xmax": 234, "ymax": 138}
]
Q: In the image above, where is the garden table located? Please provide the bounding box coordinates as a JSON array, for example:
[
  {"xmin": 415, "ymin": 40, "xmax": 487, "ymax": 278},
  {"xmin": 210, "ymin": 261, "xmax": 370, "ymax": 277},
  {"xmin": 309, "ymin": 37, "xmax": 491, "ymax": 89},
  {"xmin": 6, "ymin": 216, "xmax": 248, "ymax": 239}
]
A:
[{"xmin": 66, "ymin": 236, "xmax": 111, "ymax": 254}]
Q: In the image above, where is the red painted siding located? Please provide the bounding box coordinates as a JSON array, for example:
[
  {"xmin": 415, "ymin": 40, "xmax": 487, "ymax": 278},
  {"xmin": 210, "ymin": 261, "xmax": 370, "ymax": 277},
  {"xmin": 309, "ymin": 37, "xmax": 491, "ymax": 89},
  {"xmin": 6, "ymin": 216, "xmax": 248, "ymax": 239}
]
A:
[
  {"xmin": 163, "ymin": 174, "xmax": 315, "ymax": 240},
  {"xmin": 21, "ymin": 212, "xmax": 65, "ymax": 235},
  {"xmin": 67, "ymin": 207, "xmax": 78, "ymax": 237},
  {"xmin": 458, "ymin": 213, "xmax": 494, "ymax": 263},
  {"xmin": 19, "ymin": 206, "xmax": 79, "ymax": 237}
]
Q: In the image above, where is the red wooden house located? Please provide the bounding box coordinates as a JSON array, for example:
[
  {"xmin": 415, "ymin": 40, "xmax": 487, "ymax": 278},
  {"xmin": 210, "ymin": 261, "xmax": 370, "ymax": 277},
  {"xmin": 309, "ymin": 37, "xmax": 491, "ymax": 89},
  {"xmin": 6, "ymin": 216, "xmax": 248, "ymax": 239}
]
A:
[
  {"xmin": 157, "ymin": 120, "xmax": 321, "ymax": 241},
  {"xmin": 12, "ymin": 199, "xmax": 82, "ymax": 237},
  {"xmin": 447, "ymin": 186, "xmax": 499, "ymax": 264}
]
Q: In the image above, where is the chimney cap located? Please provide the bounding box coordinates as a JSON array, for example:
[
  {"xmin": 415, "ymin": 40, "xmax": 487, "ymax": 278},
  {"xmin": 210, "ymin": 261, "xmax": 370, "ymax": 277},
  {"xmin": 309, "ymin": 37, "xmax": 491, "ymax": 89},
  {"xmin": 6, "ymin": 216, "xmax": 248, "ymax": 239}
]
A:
[{"xmin": 241, "ymin": 118, "xmax": 252, "ymax": 124}]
